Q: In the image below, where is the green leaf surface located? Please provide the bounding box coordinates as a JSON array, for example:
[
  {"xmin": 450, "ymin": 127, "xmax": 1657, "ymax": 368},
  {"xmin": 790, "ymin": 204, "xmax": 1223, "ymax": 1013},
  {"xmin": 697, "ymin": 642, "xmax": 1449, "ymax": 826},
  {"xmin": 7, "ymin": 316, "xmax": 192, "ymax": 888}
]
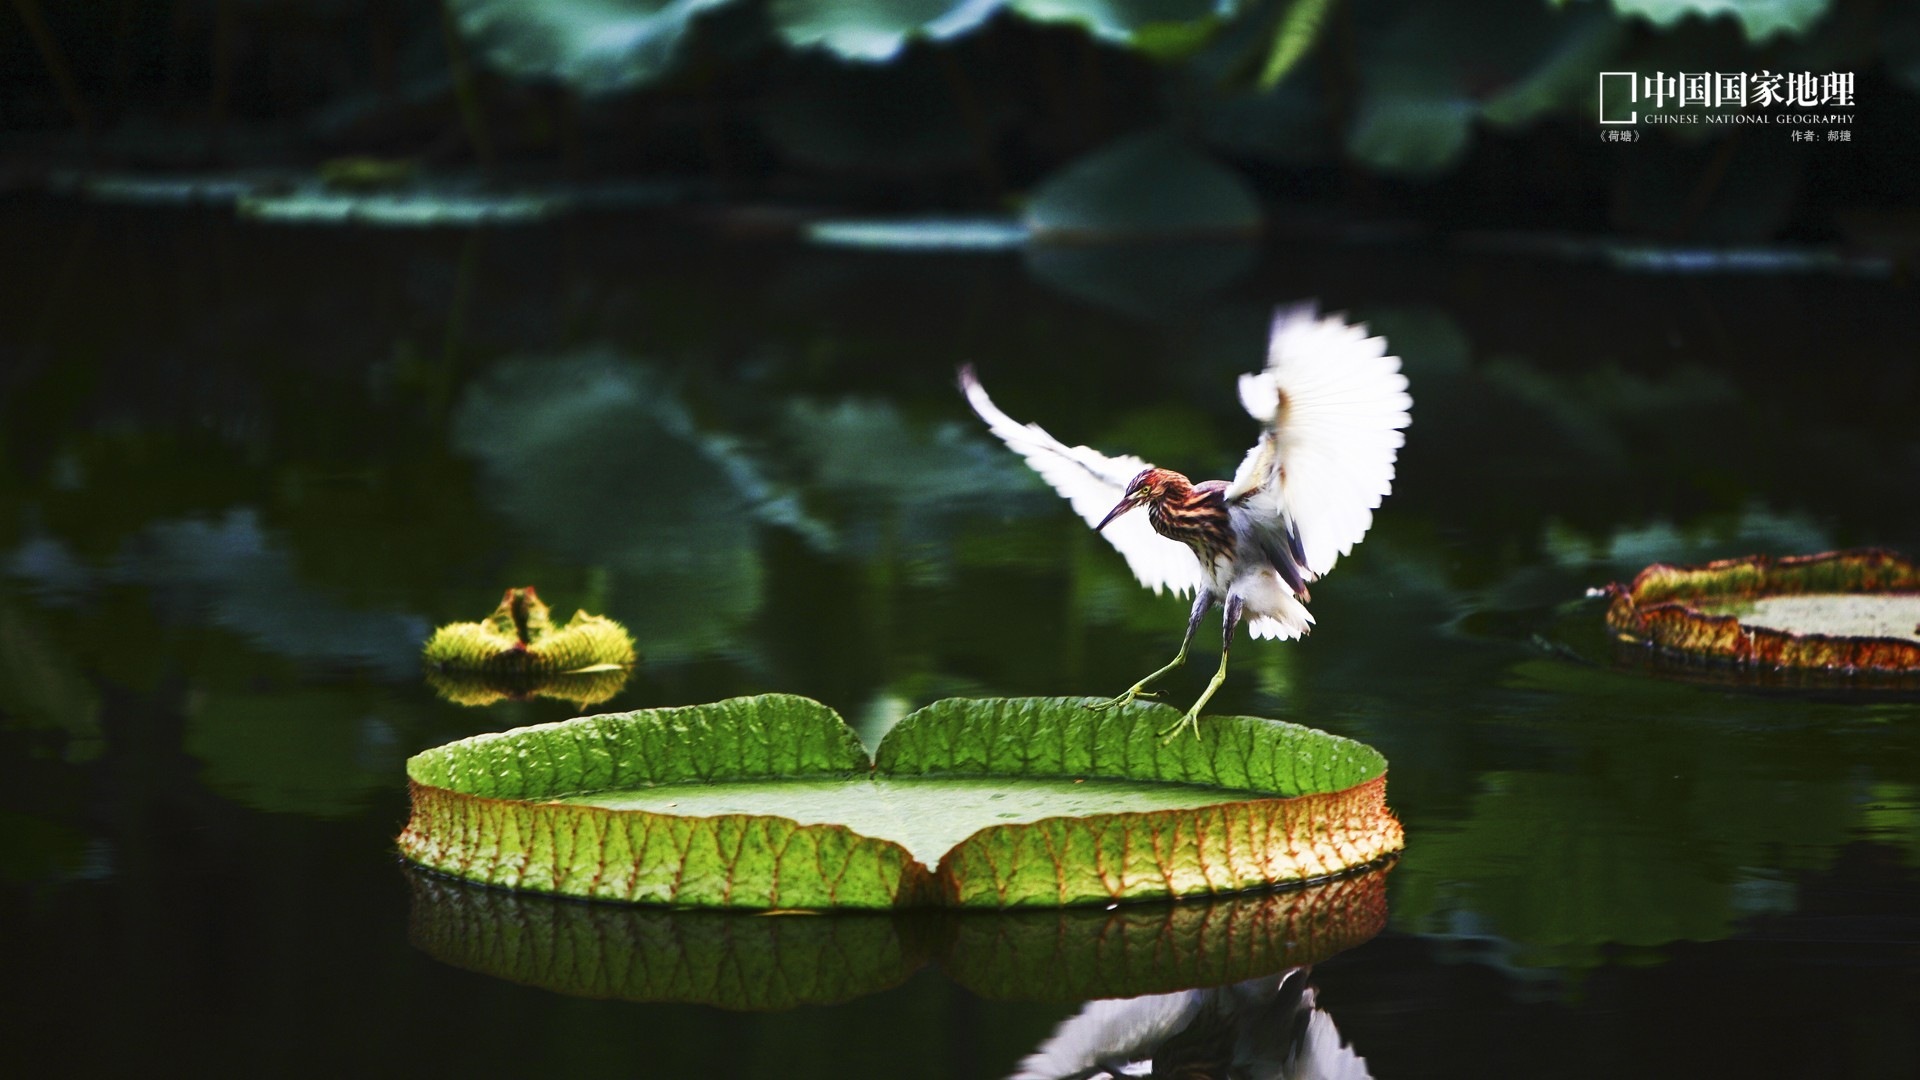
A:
[
  {"xmin": 563, "ymin": 776, "xmax": 1265, "ymax": 865},
  {"xmin": 878, "ymin": 696, "xmax": 1382, "ymax": 794},
  {"xmin": 399, "ymin": 694, "xmax": 1402, "ymax": 909}
]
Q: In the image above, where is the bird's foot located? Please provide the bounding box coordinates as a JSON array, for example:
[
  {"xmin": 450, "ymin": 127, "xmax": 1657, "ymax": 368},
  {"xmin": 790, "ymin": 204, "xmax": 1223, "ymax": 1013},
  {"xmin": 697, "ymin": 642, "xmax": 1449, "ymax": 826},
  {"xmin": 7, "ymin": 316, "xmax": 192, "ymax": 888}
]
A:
[
  {"xmin": 1156, "ymin": 710, "xmax": 1203, "ymax": 743},
  {"xmin": 1085, "ymin": 686, "xmax": 1161, "ymax": 712}
]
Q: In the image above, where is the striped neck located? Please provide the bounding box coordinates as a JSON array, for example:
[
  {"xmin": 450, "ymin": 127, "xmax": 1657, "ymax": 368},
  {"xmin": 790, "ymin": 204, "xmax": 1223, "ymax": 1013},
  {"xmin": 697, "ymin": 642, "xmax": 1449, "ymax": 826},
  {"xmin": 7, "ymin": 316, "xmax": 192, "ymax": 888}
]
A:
[{"xmin": 1146, "ymin": 481, "xmax": 1233, "ymax": 563}]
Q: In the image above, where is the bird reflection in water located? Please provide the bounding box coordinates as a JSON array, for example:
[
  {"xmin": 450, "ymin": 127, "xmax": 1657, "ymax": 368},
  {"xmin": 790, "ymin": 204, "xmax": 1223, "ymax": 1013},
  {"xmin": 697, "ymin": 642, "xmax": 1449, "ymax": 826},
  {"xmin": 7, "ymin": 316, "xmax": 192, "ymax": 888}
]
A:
[{"xmin": 1009, "ymin": 969, "xmax": 1368, "ymax": 1080}]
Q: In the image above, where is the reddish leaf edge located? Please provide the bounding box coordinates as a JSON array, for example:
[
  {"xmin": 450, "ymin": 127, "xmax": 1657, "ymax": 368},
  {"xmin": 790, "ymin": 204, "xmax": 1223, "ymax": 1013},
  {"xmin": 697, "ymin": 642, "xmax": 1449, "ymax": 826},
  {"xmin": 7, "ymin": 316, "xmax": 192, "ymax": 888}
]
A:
[{"xmin": 1600, "ymin": 548, "xmax": 1920, "ymax": 678}]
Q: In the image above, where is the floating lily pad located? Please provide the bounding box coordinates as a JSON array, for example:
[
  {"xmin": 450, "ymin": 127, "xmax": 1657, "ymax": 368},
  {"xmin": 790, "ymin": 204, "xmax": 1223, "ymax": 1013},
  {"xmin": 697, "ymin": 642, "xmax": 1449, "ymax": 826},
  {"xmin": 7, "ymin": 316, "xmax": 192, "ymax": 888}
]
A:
[
  {"xmin": 396, "ymin": 694, "xmax": 1402, "ymax": 909},
  {"xmin": 237, "ymin": 188, "xmax": 560, "ymax": 226},
  {"xmin": 422, "ymin": 587, "xmax": 636, "ymax": 707},
  {"xmin": 805, "ymin": 216, "xmax": 1031, "ymax": 250},
  {"xmin": 405, "ymin": 859, "xmax": 1390, "ymax": 1007},
  {"xmin": 1601, "ymin": 549, "xmax": 1920, "ymax": 686}
]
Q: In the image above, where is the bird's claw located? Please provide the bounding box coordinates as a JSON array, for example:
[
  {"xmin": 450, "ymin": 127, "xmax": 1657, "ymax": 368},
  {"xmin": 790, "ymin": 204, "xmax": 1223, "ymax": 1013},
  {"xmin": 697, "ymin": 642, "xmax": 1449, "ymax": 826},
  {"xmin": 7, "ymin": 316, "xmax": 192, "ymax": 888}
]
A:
[
  {"xmin": 1085, "ymin": 687, "xmax": 1159, "ymax": 712},
  {"xmin": 1156, "ymin": 712, "xmax": 1203, "ymax": 743}
]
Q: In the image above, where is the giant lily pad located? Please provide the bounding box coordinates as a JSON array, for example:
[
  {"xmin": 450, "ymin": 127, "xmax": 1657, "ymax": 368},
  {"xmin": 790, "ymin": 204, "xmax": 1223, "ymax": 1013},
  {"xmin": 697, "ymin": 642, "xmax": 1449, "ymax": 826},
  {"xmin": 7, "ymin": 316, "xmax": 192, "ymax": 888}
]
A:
[
  {"xmin": 1601, "ymin": 549, "xmax": 1920, "ymax": 686},
  {"xmin": 405, "ymin": 859, "xmax": 1390, "ymax": 1007},
  {"xmin": 397, "ymin": 695, "xmax": 1402, "ymax": 909}
]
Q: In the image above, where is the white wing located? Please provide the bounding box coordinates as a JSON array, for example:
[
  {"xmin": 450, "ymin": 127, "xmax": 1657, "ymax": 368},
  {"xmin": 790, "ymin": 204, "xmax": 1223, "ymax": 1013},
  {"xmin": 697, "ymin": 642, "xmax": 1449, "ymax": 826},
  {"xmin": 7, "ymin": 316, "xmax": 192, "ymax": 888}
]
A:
[
  {"xmin": 1226, "ymin": 304, "xmax": 1411, "ymax": 578},
  {"xmin": 961, "ymin": 367, "xmax": 1203, "ymax": 597}
]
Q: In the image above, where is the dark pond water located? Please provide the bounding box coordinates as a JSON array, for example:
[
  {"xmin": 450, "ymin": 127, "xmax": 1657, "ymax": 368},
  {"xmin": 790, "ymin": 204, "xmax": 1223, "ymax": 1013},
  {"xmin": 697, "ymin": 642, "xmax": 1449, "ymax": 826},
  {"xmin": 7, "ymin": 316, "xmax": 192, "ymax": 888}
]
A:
[{"xmin": 4, "ymin": 196, "xmax": 1918, "ymax": 1077}]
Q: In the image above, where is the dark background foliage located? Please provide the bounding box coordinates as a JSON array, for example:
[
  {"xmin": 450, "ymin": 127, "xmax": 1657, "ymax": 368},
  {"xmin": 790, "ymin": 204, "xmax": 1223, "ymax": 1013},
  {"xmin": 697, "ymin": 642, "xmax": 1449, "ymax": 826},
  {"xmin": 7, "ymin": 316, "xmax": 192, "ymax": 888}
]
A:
[{"xmin": 5, "ymin": 0, "xmax": 1918, "ymax": 239}]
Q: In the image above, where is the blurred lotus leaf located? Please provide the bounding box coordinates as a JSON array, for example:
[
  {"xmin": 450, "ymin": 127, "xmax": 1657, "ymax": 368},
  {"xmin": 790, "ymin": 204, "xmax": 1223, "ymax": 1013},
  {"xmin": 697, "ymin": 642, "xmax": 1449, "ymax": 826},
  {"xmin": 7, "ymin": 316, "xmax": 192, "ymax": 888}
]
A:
[
  {"xmin": 317, "ymin": 156, "xmax": 421, "ymax": 191},
  {"xmin": 772, "ymin": 0, "xmax": 1005, "ymax": 61},
  {"xmin": 449, "ymin": 0, "xmax": 737, "ymax": 95},
  {"xmin": 1011, "ymin": 0, "xmax": 1231, "ymax": 52},
  {"xmin": 238, "ymin": 188, "xmax": 561, "ymax": 226},
  {"xmin": 116, "ymin": 511, "xmax": 430, "ymax": 679},
  {"xmin": 1258, "ymin": 0, "xmax": 1338, "ymax": 88},
  {"xmin": 0, "ymin": 598, "xmax": 103, "ymax": 762},
  {"xmin": 423, "ymin": 586, "xmax": 636, "ymax": 707},
  {"xmin": 1348, "ymin": 0, "xmax": 1621, "ymax": 176},
  {"xmin": 1607, "ymin": 0, "xmax": 1831, "ymax": 43},
  {"xmin": 451, "ymin": 352, "xmax": 816, "ymax": 662},
  {"xmin": 1026, "ymin": 129, "xmax": 1262, "ymax": 240}
]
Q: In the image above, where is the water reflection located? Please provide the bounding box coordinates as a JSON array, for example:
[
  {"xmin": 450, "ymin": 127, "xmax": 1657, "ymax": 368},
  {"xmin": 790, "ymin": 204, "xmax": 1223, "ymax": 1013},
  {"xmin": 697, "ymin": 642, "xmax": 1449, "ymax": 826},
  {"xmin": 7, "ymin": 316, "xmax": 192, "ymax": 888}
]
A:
[
  {"xmin": 405, "ymin": 863, "xmax": 1392, "ymax": 1010},
  {"xmin": 1011, "ymin": 969, "xmax": 1367, "ymax": 1080},
  {"xmin": 425, "ymin": 665, "xmax": 633, "ymax": 708}
]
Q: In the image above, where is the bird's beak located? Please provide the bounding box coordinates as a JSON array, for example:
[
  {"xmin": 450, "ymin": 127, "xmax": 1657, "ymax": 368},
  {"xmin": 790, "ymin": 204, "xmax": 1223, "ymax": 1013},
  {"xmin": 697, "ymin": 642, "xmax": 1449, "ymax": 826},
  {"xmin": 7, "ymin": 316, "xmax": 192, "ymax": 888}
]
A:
[{"xmin": 1096, "ymin": 494, "xmax": 1141, "ymax": 532}]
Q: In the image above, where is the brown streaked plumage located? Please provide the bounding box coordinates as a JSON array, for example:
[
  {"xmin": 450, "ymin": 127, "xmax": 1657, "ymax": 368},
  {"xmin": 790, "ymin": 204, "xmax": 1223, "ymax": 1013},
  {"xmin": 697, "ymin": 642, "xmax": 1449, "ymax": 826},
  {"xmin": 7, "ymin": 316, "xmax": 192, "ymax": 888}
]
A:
[{"xmin": 1125, "ymin": 470, "xmax": 1237, "ymax": 570}]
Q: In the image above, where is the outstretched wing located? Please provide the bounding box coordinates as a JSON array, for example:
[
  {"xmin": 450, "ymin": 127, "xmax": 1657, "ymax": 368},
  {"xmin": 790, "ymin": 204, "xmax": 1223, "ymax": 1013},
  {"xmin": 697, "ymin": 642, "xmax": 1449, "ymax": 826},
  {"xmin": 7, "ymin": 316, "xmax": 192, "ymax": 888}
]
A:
[
  {"xmin": 1225, "ymin": 304, "xmax": 1411, "ymax": 578},
  {"xmin": 960, "ymin": 367, "xmax": 1203, "ymax": 597}
]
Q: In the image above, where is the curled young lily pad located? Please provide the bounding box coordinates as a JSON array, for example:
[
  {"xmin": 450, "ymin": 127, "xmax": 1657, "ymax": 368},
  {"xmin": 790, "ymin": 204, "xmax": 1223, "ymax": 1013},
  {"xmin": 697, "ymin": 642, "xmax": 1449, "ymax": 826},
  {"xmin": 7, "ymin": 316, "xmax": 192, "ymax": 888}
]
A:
[
  {"xmin": 404, "ymin": 859, "xmax": 1391, "ymax": 1008},
  {"xmin": 397, "ymin": 694, "xmax": 1403, "ymax": 909},
  {"xmin": 422, "ymin": 587, "xmax": 636, "ymax": 707},
  {"xmin": 1601, "ymin": 549, "xmax": 1920, "ymax": 686}
]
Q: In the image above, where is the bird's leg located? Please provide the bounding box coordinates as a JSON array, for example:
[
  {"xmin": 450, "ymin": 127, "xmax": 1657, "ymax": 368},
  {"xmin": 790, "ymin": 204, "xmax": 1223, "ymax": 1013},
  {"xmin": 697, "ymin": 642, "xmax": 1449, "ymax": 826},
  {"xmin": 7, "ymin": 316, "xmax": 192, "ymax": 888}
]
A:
[
  {"xmin": 1161, "ymin": 594, "xmax": 1244, "ymax": 742},
  {"xmin": 1088, "ymin": 590, "xmax": 1215, "ymax": 712}
]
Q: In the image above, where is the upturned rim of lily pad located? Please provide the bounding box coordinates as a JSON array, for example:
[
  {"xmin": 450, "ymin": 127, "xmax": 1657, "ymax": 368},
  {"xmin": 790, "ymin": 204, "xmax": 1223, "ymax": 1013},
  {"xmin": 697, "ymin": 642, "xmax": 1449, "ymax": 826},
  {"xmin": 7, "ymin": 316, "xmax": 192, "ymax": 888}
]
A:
[
  {"xmin": 1601, "ymin": 548, "xmax": 1920, "ymax": 682},
  {"xmin": 404, "ymin": 857, "xmax": 1393, "ymax": 1009},
  {"xmin": 396, "ymin": 694, "xmax": 1404, "ymax": 910}
]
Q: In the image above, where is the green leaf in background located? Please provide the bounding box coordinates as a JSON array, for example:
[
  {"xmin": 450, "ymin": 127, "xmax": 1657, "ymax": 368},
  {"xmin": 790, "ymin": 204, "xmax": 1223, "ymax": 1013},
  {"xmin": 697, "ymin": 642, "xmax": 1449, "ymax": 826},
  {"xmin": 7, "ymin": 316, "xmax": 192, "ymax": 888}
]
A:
[
  {"xmin": 449, "ymin": 0, "xmax": 737, "ymax": 96},
  {"xmin": 1259, "ymin": 0, "xmax": 1338, "ymax": 89},
  {"xmin": 452, "ymin": 352, "xmax": 805, "ymax": 663},
  {"xmin": 1346, "ymin": 94, "xmax": 1476, "ymax": 177},
  {"xmin": 0, "ymin": 598, "xmax": 103, "ymax": 762},
  {"xmin": 1608, "ymin": 0, "xmax": 1832, "ymax": 43},
  {"xmin": 1024, "ymin": 130, "xmax": 1262, "ymax": 240},
  {"xmin": 1347, "ymin": 0, "xmax": 1620, "ymax": 176},
  {"xmin": 1011, "ymin": 0, "xmax": 1231, "ymax": 49},
  {"xmin": 398, "ymin": 694, "xmax": 1403, "ymax": 908},
  {"xmin": 1480, "ymin": 11, "xmax": 1625, "ymax": 129},
  {"xmin": 771, "ymin": 0, "xmax": 1006, "ymax": 61},
  {"xmin": 236, "ymin": 189, "xmax": 563, "ymax": 227},
  {"xmin": 406, "ymin": 859, "xmax": 1391, "ymax": 1006}
]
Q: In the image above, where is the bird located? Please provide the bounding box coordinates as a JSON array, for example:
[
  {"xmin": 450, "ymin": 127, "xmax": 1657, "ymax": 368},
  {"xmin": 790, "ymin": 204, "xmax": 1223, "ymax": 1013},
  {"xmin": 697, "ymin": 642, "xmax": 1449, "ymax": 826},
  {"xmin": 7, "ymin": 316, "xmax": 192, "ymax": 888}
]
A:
[{"xmin": 961, "ymin": 304, "xmax": 1411, "ymax": 741}]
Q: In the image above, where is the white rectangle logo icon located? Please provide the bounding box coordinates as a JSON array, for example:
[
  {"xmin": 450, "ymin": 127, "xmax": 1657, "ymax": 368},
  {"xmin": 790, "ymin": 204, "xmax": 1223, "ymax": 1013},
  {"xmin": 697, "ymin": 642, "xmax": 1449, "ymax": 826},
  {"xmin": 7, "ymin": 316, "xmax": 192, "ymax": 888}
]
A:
[{"xmin": 1599, "ymin": 72, "xmax": 1638, "ymax": 124}]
